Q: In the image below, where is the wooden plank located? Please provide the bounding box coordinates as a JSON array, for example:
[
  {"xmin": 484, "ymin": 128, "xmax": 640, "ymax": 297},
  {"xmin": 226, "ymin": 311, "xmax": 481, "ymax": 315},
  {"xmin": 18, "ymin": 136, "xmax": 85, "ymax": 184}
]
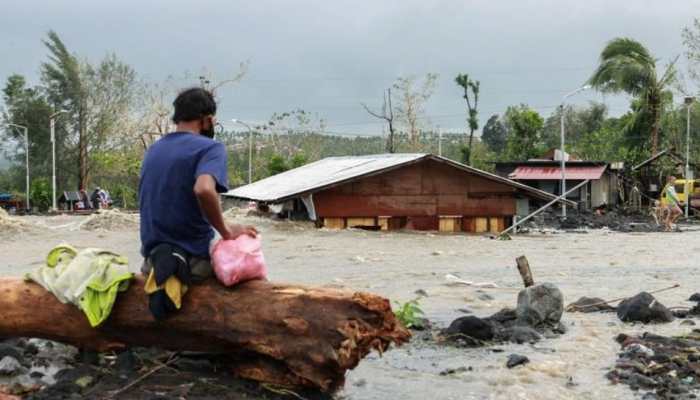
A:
[
  {"xmin": 516, "ymin": 256, "xmax": 535, "ymax": 287},
  {"xmin": 475, "ymin": 217, "xmax": 488, "ymax": 233},
  {"xmin": 324, "ymin": 217, "xmax": 345, "ymax": 229},
  {"xmin": 378, "ymin": 217, "xmax": 390, "ymax": 231},
  {"xmin": 462, "ymin": 217, "xmax": 476, "ymax": 233},
  {"xmin": 489, "ymin": 217, "xmax": 502, "ymax": 233},
  {"xmin": 347, "ymin": 217, "xmax": 376, "ymax": 227},
  {"xmin": 406, "ymin": 216, "xmax": 438, "ymax": 231},
  {"xmin": 439, "ymin": 217, "xmax": 454, "ymax": 232}
]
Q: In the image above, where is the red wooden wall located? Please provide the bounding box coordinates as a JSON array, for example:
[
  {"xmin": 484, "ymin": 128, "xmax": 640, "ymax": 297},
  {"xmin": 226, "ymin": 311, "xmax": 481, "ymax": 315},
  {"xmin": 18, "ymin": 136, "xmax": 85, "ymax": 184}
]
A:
[{"xmin": 313, "ymin": 159, "xmax": 518, "ymax": 221}]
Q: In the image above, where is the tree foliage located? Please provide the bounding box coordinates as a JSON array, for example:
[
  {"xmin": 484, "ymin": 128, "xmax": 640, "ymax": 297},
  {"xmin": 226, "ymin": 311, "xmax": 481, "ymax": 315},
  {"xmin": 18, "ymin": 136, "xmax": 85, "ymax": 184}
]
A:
[
  {"xmin": 481, "ymin": 114, "xmax": 507, "ymax": 153},
  {"xmin": 503, "ymin": 105, "xmax": 545, "ymax": 161},
  {"xmin": 455, "ymin": 73, "xmax": 480, "ymax": 164},
  {"xmin": 392, "ymin": 74, "xmax": 438, "ymax": 149},
  {"xmin": 588, "ymin": 37, "xmax": 677, "ymax": 156}
]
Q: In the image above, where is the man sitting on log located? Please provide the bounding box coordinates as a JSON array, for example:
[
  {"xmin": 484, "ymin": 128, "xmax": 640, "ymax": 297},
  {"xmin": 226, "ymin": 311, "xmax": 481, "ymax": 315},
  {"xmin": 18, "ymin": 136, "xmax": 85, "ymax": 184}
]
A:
[{"xmin": 139, "ymin": 87, "xmax": 257, "ymax": 318}]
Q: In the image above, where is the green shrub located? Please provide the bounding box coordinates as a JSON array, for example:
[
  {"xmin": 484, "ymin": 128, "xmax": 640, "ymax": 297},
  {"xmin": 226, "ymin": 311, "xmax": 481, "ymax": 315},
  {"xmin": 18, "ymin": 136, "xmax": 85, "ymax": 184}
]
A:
[
  {"xmin": 29, "ymin": 177, "xmax": 51, "ymax": 211},
  {"xmin": 394, "ymin": 298, "xmax": 425, "ymax": 329}
]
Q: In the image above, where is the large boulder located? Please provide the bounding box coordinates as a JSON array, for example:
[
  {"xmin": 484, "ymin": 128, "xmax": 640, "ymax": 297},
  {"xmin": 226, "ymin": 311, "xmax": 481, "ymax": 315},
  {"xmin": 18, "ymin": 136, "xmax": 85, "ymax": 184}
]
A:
[
  {"xmin": 443, "ymin": 316, "xmax": 495, "ymax": 341},
  {"xmin": 617, "ymin": 292, "xmax": 674, "ymax": 323},
  {"xmin": 516, "ymin": 283, "xmax": 564, "ymax": 327}
]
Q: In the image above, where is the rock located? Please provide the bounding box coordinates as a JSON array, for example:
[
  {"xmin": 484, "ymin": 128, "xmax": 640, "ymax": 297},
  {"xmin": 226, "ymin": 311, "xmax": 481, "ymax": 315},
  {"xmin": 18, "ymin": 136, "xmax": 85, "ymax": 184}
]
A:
[
  {"xmin": 27, "ymin": 380, "xmax": 81, "ymax": 399},
  {"xmin": 77, "ymin": 349, "xmax": 100, "ymax": 365},
  {"xmin": 689, "ymin": 293, "xmax": 700, "ymax": 302},
  {"xmin": 444, "ymin": 316, "xmax": 494, "ymax": 341},
  {"xmin": 457, "ymin": 308, "xmax": 472, "ymax": 314},
  {"xmin": 621, "ymin": 343, "xmax": 654, "ymax": 358},
  {"xmin": 566, "ymin": 296, "xmax": 615, "ymax": 313},
  {"xmin": 506, "ymin": 354, "xmax": 529, "ymax": 368},
  {"xmin": 672, "ymin": 309, "xmax": 689, "ymax": 318},
  {"xmin": 29, "ymin": 371, "xmax": 44, "ymax": 379},
  {"xmin": 114, "ymin": 350, "xmax": 137, "ymax": 373},
  {"xmin": 439, "ymin": 366, "xmax": 468, "ymax": 376},
  {"xmin": 516, "ymin": 283, "xmax": 564, "ymax": 327},
  {"xmin": 681, "ymin": 319, "xmax": 696, "ymax": 326},
  {"xmin": 616, "ymin": 292, "xmax": 674, "ymax": 323},
  {"xmin": 414, "ymin": 289, "xmax": 428, "ymax": 297},
  {"xmin": 74, "ymin": 375, "xmax": 93, "ymax": 389},
  {"xmin": 478, "ymin": 292, "xmax": 494, "ymax": 301},
  {"xmin": 0, "ymin": 356, "xmax": 22, "ymax": 376},
  {"xmin": 0, "ymin": 345, "xmax": 24, "ymax": 365},
  {"xmin": 174, "ymin": 357, "xmax": 215, "ymax": 373},
  {"xmin": 485, "ymin": 308, "xmax": 517, "ymax": 327},
  {"xmin": 502, "ymin": 326, "xmax": 542, "ymax": 344}
]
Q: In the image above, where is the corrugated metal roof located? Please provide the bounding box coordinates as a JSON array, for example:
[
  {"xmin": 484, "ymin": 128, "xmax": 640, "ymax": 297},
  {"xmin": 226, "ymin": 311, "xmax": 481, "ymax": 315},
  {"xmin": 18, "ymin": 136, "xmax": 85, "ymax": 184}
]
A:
[
  {"xmin": 224, "ymin": 153, "xmax": 574, "ymax": 205},
  {"xmin": 509, "ymin": 165, "xmax": 607, "ymax": 180}
]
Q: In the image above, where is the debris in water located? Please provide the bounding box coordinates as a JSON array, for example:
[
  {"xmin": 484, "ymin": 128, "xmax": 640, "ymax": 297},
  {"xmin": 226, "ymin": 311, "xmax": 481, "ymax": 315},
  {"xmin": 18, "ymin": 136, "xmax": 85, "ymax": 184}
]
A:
[
  {"xmin": 79, "ymin": 209, "xmax": 139, "ymax": 231},
  {"xmin": 506, "ymin": 354, "xmax": 529, "ymax": 368},
  {"xmin": 566, "ymin": 296, "xmax": 616, "ymax": 313},
  {"xmin": 607, "ymin": 331, "xmax": 700, "ymax": 399}
]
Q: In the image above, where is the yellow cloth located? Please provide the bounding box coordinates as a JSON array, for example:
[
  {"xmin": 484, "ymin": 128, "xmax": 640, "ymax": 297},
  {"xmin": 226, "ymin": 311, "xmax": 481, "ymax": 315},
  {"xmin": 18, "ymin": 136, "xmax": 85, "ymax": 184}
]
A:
[
  {"xmin": 26, "ymin": 244, "xmax": 133, "ymax": 327},
  {"xmin": 144, "ymin": 270, "xmax": 188, "ymax": 309}
]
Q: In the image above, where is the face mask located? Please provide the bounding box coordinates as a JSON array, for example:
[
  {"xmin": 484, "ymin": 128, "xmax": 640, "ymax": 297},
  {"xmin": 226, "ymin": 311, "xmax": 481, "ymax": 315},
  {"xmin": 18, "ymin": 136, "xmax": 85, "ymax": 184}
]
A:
[{"xmin": 201, "ymin": 117, "xmax": 215, "ymax": 139}]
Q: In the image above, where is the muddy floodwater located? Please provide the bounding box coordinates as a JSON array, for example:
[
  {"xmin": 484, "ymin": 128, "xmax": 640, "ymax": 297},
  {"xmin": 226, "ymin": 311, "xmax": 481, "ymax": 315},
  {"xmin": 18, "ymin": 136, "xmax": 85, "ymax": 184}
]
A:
[{"xmin": 2, "ymin": 213, "xmax": 699, "ymax": 400}]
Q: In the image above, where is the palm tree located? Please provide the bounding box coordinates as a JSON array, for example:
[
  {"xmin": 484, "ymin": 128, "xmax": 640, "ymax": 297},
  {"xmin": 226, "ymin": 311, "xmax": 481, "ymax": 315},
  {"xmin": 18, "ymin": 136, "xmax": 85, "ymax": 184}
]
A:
[{"xmin": 588, "ymin": 37, "xmax": 677, "ymax": 156}]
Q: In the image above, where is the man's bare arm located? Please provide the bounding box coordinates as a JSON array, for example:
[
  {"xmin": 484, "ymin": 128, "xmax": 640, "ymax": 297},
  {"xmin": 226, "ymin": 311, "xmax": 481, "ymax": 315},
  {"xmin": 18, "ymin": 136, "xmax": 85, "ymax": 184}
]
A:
[{"xmin": 194, "ymin": 175, "xmax": 257, "ymax": 240}]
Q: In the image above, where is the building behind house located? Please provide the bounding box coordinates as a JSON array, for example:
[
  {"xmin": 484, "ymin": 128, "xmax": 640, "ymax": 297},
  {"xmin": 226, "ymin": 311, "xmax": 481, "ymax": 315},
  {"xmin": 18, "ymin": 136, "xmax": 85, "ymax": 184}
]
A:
[{"xmin": 495, "ymin": 149, "xmax": 622, "ymax": 210}]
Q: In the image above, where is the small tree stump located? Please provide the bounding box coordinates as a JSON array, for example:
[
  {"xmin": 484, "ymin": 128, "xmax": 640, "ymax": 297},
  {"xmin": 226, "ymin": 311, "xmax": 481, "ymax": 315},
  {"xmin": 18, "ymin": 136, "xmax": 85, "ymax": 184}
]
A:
[{"xmin": 516, "ymin": 256, "xmax": 535, "ymax": 288}]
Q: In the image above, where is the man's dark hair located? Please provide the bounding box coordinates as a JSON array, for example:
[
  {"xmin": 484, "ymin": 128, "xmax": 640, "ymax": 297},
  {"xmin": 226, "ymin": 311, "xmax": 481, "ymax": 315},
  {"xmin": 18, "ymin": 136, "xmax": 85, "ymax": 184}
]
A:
[{"xmin": 172, "ymin": 87, "xmax": 217, "ymax": 123}]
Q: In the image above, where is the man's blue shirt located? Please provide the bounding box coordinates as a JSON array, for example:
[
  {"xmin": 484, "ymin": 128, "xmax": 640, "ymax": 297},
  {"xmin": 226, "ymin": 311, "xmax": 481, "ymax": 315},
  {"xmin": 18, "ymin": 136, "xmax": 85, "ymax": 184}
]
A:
[{"xmin": 139, "ymin": 132, "xmax": 228, "ymax": 258}]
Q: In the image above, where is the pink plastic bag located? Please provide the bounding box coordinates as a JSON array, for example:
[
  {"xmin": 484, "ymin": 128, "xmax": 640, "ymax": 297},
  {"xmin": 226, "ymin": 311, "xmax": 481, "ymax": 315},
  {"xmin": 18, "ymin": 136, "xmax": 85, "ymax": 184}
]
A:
[{"xmin": 211, "ymin": 235, "xmax": 268, "ymax": 286}]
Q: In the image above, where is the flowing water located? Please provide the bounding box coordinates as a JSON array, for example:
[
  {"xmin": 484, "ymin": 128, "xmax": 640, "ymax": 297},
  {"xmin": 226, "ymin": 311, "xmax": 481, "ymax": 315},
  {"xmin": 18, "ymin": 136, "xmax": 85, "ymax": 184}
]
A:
[{"xmin": 2, "ymin": 214, "xmax": 699, "ymax": 399}]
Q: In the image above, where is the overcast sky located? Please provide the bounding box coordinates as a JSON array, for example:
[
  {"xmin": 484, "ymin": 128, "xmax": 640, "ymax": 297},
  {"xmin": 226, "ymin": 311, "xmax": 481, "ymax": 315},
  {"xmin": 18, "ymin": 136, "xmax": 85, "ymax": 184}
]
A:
[{"xmin": 1, "ymin": 0, "xmax": 699, "ymax": 136}]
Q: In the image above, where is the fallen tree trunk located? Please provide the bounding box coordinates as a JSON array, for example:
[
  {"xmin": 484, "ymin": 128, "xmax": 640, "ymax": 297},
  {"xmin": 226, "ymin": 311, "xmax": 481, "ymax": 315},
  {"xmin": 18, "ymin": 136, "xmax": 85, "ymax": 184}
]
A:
[{"xmin": 0, "ymin": 277, "xmax": 409, "ymax": 392}]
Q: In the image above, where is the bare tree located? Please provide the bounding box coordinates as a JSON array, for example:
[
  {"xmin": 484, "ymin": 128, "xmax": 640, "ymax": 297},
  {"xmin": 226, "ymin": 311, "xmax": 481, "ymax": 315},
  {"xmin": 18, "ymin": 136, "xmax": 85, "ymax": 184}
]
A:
[
  {"xmin": 392, "ymin": 73, "xmax": 438, "ymax": 149},
  {"xmin": 361, "ymin": 88, "xmax": 396, "ymax": 153},
  {"xmin": 455, "ymin": 73, "xmax": 480, "ymax": 165}
]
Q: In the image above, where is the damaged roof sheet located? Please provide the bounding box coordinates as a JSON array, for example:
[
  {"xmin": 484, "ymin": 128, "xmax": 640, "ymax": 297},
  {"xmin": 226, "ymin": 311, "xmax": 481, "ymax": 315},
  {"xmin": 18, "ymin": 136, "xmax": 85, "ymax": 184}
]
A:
[
  {"xmin": 224, "ymin": 153, "xmax": 573, "ymax": 205},
  {"xmin": 509, "ymin": 165, "xmax": 607, "ymax": 180}
]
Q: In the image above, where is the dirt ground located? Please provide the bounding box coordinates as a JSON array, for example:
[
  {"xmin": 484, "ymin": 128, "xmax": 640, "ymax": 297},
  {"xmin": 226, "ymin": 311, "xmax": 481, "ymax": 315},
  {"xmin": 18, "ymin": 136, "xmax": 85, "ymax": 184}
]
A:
[{"xmin": 1, "ymin": 212, "xmax": 700, "ymax": 399}]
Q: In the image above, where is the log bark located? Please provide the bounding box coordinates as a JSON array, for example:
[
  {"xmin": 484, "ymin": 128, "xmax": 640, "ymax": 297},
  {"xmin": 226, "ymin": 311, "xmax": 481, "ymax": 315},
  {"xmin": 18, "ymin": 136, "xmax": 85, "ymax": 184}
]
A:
[{"xmin": 0, "ymin": 278, "xmax": 410, "ymax": 392}]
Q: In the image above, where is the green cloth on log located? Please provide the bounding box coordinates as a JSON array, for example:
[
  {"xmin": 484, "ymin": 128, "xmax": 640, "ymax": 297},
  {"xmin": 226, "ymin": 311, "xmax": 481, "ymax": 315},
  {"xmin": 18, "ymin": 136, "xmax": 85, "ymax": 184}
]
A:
[{"xmin": 25, "ymin": 244, "xmax": 134, "ymax": 327}]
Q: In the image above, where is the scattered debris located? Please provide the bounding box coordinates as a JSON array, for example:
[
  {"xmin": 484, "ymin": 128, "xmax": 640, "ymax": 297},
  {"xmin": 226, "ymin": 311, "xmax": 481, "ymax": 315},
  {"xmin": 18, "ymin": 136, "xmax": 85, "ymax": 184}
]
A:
[
  {"xmin": 79, "ymin": 209, "xmax": 139, "ymax": 231},
  {"xmin": 0, "ymin": 209, "xmax": 35, "ymax": 237},
  {"xmin": 523, "ymin": 207, "xmax": 664, "ymax": 233},
  {"xmin": 506, "ymin": 354, "xmax": 530, "ymax": 369},
  {"xmin": 617, "ymin": 292, "xmax": 674, "ymax": 323},
  {"xmin": 607, "ymin": 331, "xmax": 700, "ymax": 399},
  {"xmin": 566, "ymin": 296, "xmax": 616, "ymax": 313},
  {"xmin": 0, "ymin": 356, "xmax": 22, "ymax": 376},
  {"xmin": 444, "ymin": 274, "xmax": 501, "ymax": 289},
  {"xmin": 439, "ymin": 366, "xmax": 470, "ymax": 376}
]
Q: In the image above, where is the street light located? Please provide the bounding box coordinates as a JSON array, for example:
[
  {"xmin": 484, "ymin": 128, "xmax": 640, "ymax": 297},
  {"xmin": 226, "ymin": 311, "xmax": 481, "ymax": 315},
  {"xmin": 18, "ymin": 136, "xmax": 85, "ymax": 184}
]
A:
[
  {"xmin": 560, "ymin": 84, "xmax": 591, "ymax": 218},
  {"xmin": 6, "ymin": 123, "xmax": 29, "ymax": 212},
  {"xmin": 50, "ymin": 110, "xmax": 67, "ymax": 211},
  {"xmin": 684, "ymin": 96, "xmax": 695, "ymax": 218},
  {"xmin": 231, "ymin": 119, "xmax": 253, "ymax": 184}
]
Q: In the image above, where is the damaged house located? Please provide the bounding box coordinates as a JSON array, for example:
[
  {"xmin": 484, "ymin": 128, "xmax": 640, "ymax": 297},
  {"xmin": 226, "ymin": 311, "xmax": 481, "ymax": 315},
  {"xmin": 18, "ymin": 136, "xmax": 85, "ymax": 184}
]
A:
[
  {"xmin": 223, "ymin": 153, "xmax": 572, "ymax": 233},
  {"xmin": 495, "ymin": 150, "xmax": 622, "ymax": 209}
]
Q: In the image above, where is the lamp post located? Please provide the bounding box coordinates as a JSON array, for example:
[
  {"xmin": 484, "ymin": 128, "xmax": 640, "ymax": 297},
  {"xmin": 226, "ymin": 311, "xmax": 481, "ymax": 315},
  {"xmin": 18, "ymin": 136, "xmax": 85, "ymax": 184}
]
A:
[
  {"xmin": 6, "ymin": 124, "xmax": 29, "ymax": 212},
  {"xmin": 685, "ymin": 96, "xmax": 695, "ymax": 218},
  {"xmin": 560, "ymin": 84, "xmax": 591, "ymax": 218},
  {"xmin": 49, "ymin": 110, "xmax": 66, "ymax": 211},
  {"xmin": 231, "ymin": 119, "xmax": 253, "ymax": 184}
]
